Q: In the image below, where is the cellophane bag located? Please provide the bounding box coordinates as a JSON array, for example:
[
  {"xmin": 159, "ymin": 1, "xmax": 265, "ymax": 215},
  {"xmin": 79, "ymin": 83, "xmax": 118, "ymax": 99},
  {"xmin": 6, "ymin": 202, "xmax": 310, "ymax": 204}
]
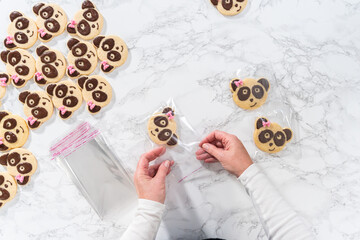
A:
[{"xmin": 49, "ymin": 122, "xmax": 138, "ymax": 220}]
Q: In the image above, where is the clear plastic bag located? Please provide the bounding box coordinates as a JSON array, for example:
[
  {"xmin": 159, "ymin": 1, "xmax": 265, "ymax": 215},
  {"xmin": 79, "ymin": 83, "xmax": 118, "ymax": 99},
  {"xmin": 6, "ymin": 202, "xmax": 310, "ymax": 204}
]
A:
[
  {"xmin": 49, "ymin": 122, "xmax": 138, "ymax": 220},
  {"xmin": 227, "ymin": 65, "xmax": 301, "ymax": 160}
]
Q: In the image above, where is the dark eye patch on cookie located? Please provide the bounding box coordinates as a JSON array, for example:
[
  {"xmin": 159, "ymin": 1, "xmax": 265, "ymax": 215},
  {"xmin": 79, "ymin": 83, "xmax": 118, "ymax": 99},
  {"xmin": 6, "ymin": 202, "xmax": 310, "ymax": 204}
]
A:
[
  {"xmin": 154, "ymin": 116, "xmax": 168, "ymax": 128},
  {"xmin": 26, "ymin": 93, "xmax": 40, "ymax": 107},
  {"xmin": 40, "ymin": 6, "xmax": 54, "ymax": 19},
  {"xmin": 3, "ymin": 119, "xmax": 17, "ymax": 130},
  {"xmin": 7, "ymin": 152, "xmax": 20, "ymax": 166},
  {"xmin": 83, "ymin": 9, "xmax": 99, "ymax": 22},
  {"xmin": 72, "ymin": 43, "xmax": 87, "ymax": 57}
]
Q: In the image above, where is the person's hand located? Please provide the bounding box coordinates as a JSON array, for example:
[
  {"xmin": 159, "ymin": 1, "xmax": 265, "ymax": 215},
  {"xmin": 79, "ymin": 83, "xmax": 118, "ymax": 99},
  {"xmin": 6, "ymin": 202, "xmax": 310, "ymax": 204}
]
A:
[
  {"xmin": 196, "ymin": 130, "xmax": 253, "ymax": 177},
  {"xmin": 134, "ymin": 147, "xmax": 174, "ymax": 204}
]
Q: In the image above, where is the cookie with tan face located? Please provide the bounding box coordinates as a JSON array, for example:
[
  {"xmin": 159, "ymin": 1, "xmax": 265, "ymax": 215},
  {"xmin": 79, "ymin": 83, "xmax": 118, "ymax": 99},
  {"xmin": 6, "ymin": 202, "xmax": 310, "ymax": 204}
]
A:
[
  {"xmin": 67, "ymin": 0, "xmax": 103, "ymax": 40},
  {"xmin": 19, "ymin": 91, "xmax": 53, "ymax": 129},
  {"xmin": 0, "ymin": 49, "xmax": 36, "ymax": 88},
  {"xmin": 0, "ymin": 111, "xmax": 29, "ymax": 152},
  {"xmin": 35, "ymin": 45, "xmax": 66, "ymax": 86},
  {"xmin": 4, "ymin": 11, "xmax": 38, "ymax": 49},
  {"xmin": 210, "ymin": 0, "xmax": 248, "ymax": 16},
  {"xmin": 93, "ymin": 35, "xmax": 128, "ymax": 73},
  {"xmin": 0, "ymin": 172, "xmax": 17, "ymax": 208},
  {"xmin": 66, "ymin": 38, "xmax": 97, "ymax": 79},
  {"xmin": 46, "ymin": 80, "xmax": 83, "ymax": 119},
  {"xmin": 230, "ymin": 78, "xmax": 270, "ymax": 110},
  {"xmin": 33, "ymin": 3, "xmax": 67, "ymax": 42},
  {"xmin": 253, "ymin": 117, "xmax": 293, "ymax": 154},
  {"xmin": 0, "ymin": 148, "xmax": 37, "ymax": 186},
  {"xmin": 77, "ymin": 75, "xmax": 112, "ymax": 114},
  {"xmin": 0, "ymin": 73, "xmax": 11, "ymax": 100},
  {"xmin": 147, "ymin": 107, "xmax": 178, "ymax": 146}
]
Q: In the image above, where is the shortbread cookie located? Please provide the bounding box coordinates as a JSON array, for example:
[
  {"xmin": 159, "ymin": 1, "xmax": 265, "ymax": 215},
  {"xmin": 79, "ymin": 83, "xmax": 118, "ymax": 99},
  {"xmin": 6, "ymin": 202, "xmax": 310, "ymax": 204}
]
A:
[
  {"xmin": 66, "ymin": 0, "xmax": 103, "ymax": 40},
  {"xmin": 254, "ymin": 117, "xmax": 293, "ymax": 154},
  {"xmin": 35, "ymin": 45, "xmax": 66, "ymax": 85},
  {"xmin": 0, "ymin": 148, "xmax": 37, "ymax": 186},
  {"xmin": 66, "ymin": 38, "xmax": 97, "ymax": 78},
  {"xmin": 210, "ymin": 0, "xmax": 248, "ymax": 16},
  {"xmin": 4, "ymin": 11, "xmax": 38, "ymax": 49},
  {"xmin": 93, "ymin": 35, "xmax": 128, "ymax": 73},
  {"xmin": 19, "ymin": 91, "xmax": 53, "ymax": 129},
  {"xmin": 230, "ymin": 78, "xmax": 270, "ymax": 110},
  {"xmin": 0, "ymin": 172, "xmax": 17, "ymax": 208},
  {"xmin": 77, "ymin": 75, "xmax": 112, "ymax": 114},
  {"xmin": 147, "ymin": 107, "xmax": 178, "ymax": 146},
  {"xmin": 0, "ymin": 111, "xmax": 29, "ymax": 151},
  {"xmin": 0, "ymin": 49, "xmax": 36, "ymax": 88},
  {"xmin": 46, "ymin": 80, "xmax": 83, "ymax": 119},
  {"xmin": 33, "ymin": 3, "xmax": 67, "ymax": 42},
  {"xmin": 0, "ymin": 73, "xmax": 11, "ymax": 100}
]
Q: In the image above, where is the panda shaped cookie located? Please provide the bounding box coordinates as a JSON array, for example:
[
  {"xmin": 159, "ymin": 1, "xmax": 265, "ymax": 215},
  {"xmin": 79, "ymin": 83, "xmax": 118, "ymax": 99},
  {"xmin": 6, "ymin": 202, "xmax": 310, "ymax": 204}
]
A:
[
  {"xmin": 0, "ymin": 49, "xmax": 36, "ymax": 88},
  {"xmin": 147, "ymin": 107, "xmax": 178, "ymax": 146},
  {"xmin": 35, "ymin": 45, "xmax": 66, "ymax": 86},
  {"xmin": 0, "ymin": 172, "xmax": 17, "ymax": 208},
  {"xmin": 4, "ymin": 11, "xmax": 38, "ymax": 50},
  {"xmin": 46, "ymin": 80, "xmax": 83, "ymax": 119},
  {"xmin": 93, "ymin": 35, "xmax": 129, "ymax": 73},
  {"xmin": 33, "ymin": 3, "xmax": 67, "ymax": 42},
  {"xmin": 0, "ymin": 73, "xmax": 11, "ymax": 100},
  {"xmin": 19, "ymin": 90, "xmax": 54, "ymax": 129},
  {"xmin": 210, "ymin": 0, "xmax": 248, "ymax": 16},
  {"xmin": 0, "ymin": 111, "xmax": 29, "ymax": 152},
  {"xmin": 253, "ymin": 117, "xmax": 293, "ymax": 154},
  {"xmin": 230, "ymin": 78, "xmax": 270, "ymax": 110},
  {"xmin": 0, "ymin": 148, "xmax": 37, "ymax": 186},
  {"xmin": 67, "ymin": 0, "xmax": 104, "ymax": 40},
  {"xmin": 66, "ymin": 38, "xmax": 97, "ymax": 79},
  {"xmin": 77, "ymin": 75, "xmax": 112, "ymax": 114}
]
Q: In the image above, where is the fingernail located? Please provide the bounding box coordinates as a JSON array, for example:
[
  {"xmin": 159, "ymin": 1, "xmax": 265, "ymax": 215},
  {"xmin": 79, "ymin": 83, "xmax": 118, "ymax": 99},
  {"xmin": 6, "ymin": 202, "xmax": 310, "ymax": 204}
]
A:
[
  {"xmin": 202, "ymin": 143, "xmax": 209, "ymax": 150},
  {"xmin": 164, "ymin": 160, "xmax": 170, "ymax": 168}
]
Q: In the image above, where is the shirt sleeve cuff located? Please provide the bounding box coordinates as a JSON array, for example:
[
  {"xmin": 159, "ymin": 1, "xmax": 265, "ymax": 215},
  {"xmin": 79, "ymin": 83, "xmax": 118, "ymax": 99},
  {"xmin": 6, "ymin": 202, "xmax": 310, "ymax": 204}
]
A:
[
  {"xmin": 138, "ymin": 199, "xmax": 166, "ymax": 212},
  {"xmin": 238, "ymin": 163, "xmax": 261, "ymax": 185}
]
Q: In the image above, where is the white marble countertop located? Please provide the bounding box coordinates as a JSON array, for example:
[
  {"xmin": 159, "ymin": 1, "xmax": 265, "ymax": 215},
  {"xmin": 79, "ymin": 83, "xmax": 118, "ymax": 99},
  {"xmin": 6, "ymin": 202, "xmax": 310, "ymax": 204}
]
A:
[{"xmin": 0, "ymin": 0, "xmax": 360, "ymax": 239}]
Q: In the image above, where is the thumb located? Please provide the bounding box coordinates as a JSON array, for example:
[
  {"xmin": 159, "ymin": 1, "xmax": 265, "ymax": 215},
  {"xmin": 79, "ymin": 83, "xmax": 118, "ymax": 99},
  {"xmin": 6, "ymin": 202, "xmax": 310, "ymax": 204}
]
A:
[
  {"xmin": 202, "ymin": 143, "xmax": 224, "ymax": 159},
  {"xmin": 154, "ymin": 160, "xmax": 170, "ymax": 182}
]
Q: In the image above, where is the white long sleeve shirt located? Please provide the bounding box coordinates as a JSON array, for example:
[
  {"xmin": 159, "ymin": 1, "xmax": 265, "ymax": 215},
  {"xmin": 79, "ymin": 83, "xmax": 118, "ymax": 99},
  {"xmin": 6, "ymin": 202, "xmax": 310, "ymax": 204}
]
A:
[{"xmin": 120, "ymin": 164, "xmax": 314, "ymax": 240}]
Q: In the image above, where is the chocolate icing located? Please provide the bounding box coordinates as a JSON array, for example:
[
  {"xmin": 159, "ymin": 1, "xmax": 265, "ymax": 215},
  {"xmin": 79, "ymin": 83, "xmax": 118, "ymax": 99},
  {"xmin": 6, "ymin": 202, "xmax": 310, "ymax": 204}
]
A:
[
  {"xmin": 55, "ymin": 84, "xmax": 68, "ymax": 98},
  {"xmin": 46, "ymin": 84, "xmax": 56, "ymax": 96},
  {"xmin": 14, "ymin": 32, "xmax": 28, "ymax": 44},
  {"xmin": 77, "ymin": 20, "xmax": 91, "ymax": 36},
  {"xmin": 35, "ymin": 75, "xmax": 47, "ymax": 85},
  {"xmin": 230, "ymin": 79, "xmax": 239, "ymax": 92},
  {"xmin": 41, "ymin": 51, "xmax": 56, "ymax": 63},
  {"xmin": 12, "ymin": 78, "xmax": 25, "ymax": 87},
  {"xmin": 15, "ymin": 17, "xmax": 29, "ymax": 30},
  {"xmin": 17, "ymin": 175, "xmax": 29, "ymax": 185},
  {"xmin": 45, "ymin": 19, "xmax": 60, "ymax": 33},
  {"xmin": 222, "ymin": 0, "xmax": 233, "ymax": 10},
  {"xmin": 93, "ymin": 36, "xmax": 105, "ymax": 48},
  {"xmin": 3, "ymin": 38, "xmax": 16, "ymax": 49},
  {"xmin": 8, "ymin": 51, "xmax": 21, "ymax": 66},
  {"xmin": 31, "ymin": 107, "xmax": 48, "ymax": 119},
  {"xmin": 252, "ymin": 85, "xmax": 264, "ymax": 99},
  {"xmin": 88, "ymin": 105, "xmax": 101, "ymax": 113},
  {"xmin": 274, "ymin": 131, "xmax": 285, "ymax": 146},
  {"xmin": 0, "ymin": 112, "xmax": 9, "ymax": 122},
  {"xmin": 67, "ymin": 24, "xmax": 76, "ymax": 34},
  {"xmin": 0, "ymin": 74, "xmax": 9, "ymax": 84},
  {"xmin": 15, "ymin": 65, "xmax": 29, "ymax": 76},
  {"xmin": 210, "ymin": 0, "xmax": 218, "ymax": 5},
  {"xmin": 42, "ymin": 65, "xmax": 58, "ymax": 78},
  {"xmin": 36, "ymin": 45, "xmax": 49, "ymax": 56},
  {"xmin": 17, "ymin": 162, "xmax": 32, "ymax": 174},
  {"xmin": 40, "ymin": 33, "xmax": 52, "ymax": 41},
  {"xmin": 67, "ymin": 38, "xmax": 80, "ymax": 50},
  {"xmin": 28, "ymin": 120, "xmax": 40, "ymax": 129},
  {"xmin": 77, "ymin": 76, "xmax": 88, "ymax": 89},
  {"xmin": 162, "ymin": 107, "xmax": 173, "ymax": 114},
  {"xmin": 75, "ymin": 58, "xmax": 91, "ymax": 71},
  {"xmin": 82, "ymin": 0, "xmax": 95, "ymax": 9},
  {"xmin": 67, "ymin": 68, "xmax": 80, "ymax": 77},
  {"xmin": 0, "ymin": 175, "xmax": 4, "ymax": 184},
  {"xmin": 154, "ymin": 116, "xmax": 168, "ymax": 128},
  {"xmin": 72, "ymin": 43, "xmax": 87, "ymax": 56},
  {"xmin": 101, "ymin": 64, "xmax": 113, "ymax": 72},
  {"xmin": 26, "ymin": 93, "xmax": 40, "ymax": 107},
  {"xmin": 256, "ymin": 117, "xmax": 267, "ymax": 129},
  {"xmin": 158, "ymin": 129, "xmax": 171, "ymax": 141},
  {"xmin": 10, "ymin": 11, "xmax": 23, "ymax": 22},
  {"xmin": 33, "ymin": 3, "xmax": 45, "ymax": 15},
  {"xmin": 63, "ymin": 96, "xmax": 79, "ymax": 108},
  {"xmin": 283, "ymin": 128, "xmax": 292, "ymax": 141},
  {"xmin": 0, "ymin": 144, "xmax": 9, "ymax": 151},
  {"xmin": 107, "ymin": 51, "xmax": 121, "ymax": 62},
  {"xmin": 102, "ymin": 39, "xmax": 114, "ymax": 51},
  {"xmin": 83, "ymin": 9, "xmax": 99, "ymax": 22},
  {"xmin": 5, "ymin": 132, "xmax": 17, "ymax": 143},
  {"xmin": 258, "ymin": 130, "xmax": 273, "ymax": 143},
  {"xmin": 237, "ymin": 86, "xmax": 250, "ymax": 101},
  {"xmin": 59, "ymin": 110, "xmax": 72, "ymax": 119},
  {"xmin": 3, "ymin": 119, "xmax": 17, "ymax": 130},
  {"xmin": 8, "ymin": 152, "xmax": 20, "ymax": 166},
  {"xmin": 40, "ymin": 6, "xmax": 54, "ymax": 19},
  {"xmin": 19, "ymin": 91, "xmax": 30, "ymax": 103},
  {"xmin": 0, "ymin": 153, "xmax": 8, "ymax": 165},
  {"xmin": 1, "ymin": 51, "xmax": 10, "ymax": 63},
  {"xmin": 258, "ymin": 78, "xmax": 269, "ymax": 91},
  {"xmin": 85, "ymin": 78, "xmax": 97, "ymax": 91},
  {"xmin": 0, "ymin": 188, "xmax": 10, "ymax": 201},
  {"xmin": 167, "ymin": 133, "xmax": 178, "ymax": 146}
]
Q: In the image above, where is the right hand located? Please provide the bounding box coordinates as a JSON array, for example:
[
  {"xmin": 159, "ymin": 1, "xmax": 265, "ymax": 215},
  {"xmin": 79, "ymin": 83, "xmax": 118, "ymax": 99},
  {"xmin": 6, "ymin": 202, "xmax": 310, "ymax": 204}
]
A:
[{"xmin": 195, "ymin": 130, "xmax": 253, "ymax": 177}]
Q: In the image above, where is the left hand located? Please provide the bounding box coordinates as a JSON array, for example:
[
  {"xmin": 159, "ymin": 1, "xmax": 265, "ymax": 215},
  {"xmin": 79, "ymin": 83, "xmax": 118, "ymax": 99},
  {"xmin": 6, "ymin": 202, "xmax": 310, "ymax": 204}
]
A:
[{"xmin": 134, "ymin": 147, "xmax": 174, "ymax": 204}]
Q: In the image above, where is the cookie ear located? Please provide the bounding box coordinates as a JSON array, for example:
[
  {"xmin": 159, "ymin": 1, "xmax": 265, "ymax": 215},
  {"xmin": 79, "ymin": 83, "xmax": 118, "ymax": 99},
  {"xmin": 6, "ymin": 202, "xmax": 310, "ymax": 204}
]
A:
[
  {"xmin": 10, "ymin": 11, "xmax": 23, "ymax": 22},
  {"xmin": 283, "ymin": 128, "xmax": 293, "ymax": 142},
  {"xmin": 210, "ymin": 0, "xmax": 219, "ymax": 6},
  {"xmin": 258, "ymin": 78, "xmax": 270, "ymax": 92},
  {"xmin": 46, "ymin": 84, "xmax": 56, "ymax": 96},
  {"xmin": 167, "ymin": 133, "xmax": 178, "ymax": 146},
  {"xmin": 0, "ymin": 153, "xmax": 8, "ymax": 166},
  {"xmin": 0, "ymin": 111, "xmax": 9, "ymax": 122},
  {"xmin": 256, "ymin": 117, "xmax": 268, "ymax": 129},
  {"xmin": 67, "ymin": 38, "xmax": 80, "ymax": 50},
  {"xmin": 78, "ymin": 76, "xmax": 88, "ymax": 89},
  {"xmin": 1, "ymin": 51, "xmax": 9, "ymax": 63},
  {"xmin": 82, "ymin": 0, "xmax": 95, "ymax": 9},
  {"xmin": 162, "ymin": 107, "xmax": 174, "ymax": 114},
  {"xmin": 19, "ymin": 91, "xmax": 30, "ymax": 104},
  {"xmin": 93, "ymin": 36, "xmax": 105, "ymax": 48},
  {"xmin": 36, "ymin": 45, "xmax": 49, "ymax": 57},
  {"xmin": 33, "ymin": 3, "xmax": 45, "ymax": 15},
  {"xmin": 230, "ymin": 79, "xmax": 240, "ymax": 93},
  {"xmin": 3, "ymin": 38, "xmax": 17, "ymax": 50}
]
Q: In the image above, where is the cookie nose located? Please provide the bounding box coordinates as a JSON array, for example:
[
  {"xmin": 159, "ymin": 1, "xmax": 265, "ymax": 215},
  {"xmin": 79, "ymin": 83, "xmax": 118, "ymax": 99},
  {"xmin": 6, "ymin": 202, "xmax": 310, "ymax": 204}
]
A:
[
  {"xmin": 92, "ymin": 24, "xmax": 95, "ymax": 28},
  {"xmin": 27, "ymin": 30, "xmax": 30, "ymax": 33},
  {"xmin": 269, "ymin": 143, "xmax": 273, "ymax": 146},
  {"xmin": 87, "ymin": 54, "xmax": 91, "ymax": 58},
  {"xmin": 155, "ymin": 128, "xmax": 159, "ymax": 132},
  {"xmin": 250, "ymin": 98, "xmax": 253, "ymax": 102}
]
